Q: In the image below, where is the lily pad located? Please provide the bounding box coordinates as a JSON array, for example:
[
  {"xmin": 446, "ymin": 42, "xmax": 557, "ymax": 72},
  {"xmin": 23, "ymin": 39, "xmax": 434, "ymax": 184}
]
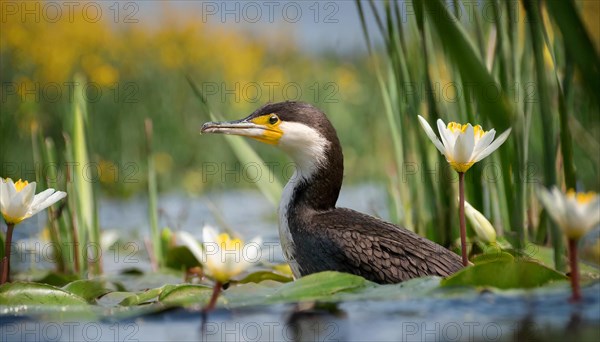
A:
[
  {"xmin": 119, "ymin": 287, "xmax": 164, "ymax": 306},
  {"xmin": 238, "ymin": 271, "xmax": 293, "ymax": 284},
  {"xmin": 0, "ymin": 282, "xmax": 88, "ymax": 305},
  {"xmin": 31, "ymin": 272, "xmax": 80, "ymax": 287},
  {"xmin": 62, "ymin": 280, "xmax": 112, "ymax": 303},
  {"xmin": 329, "ymin": 276, "xmax": 442, "ymax": 302},
  {"xmin": 97, "ymin": 291, "xmax": 137, "ymax": 307},
  {"xmin": 472, "ymin": 251, "xmax": 514, "ymax": 264},
  {"xmin": 268, "ymin": 271, "xmax": 371, "ymax": 302},
  {"xmin": 158, "ymin": 284, "xmax": 213, "ymax": 306},
  {"xmin": 441, "ymin": 253, "xmax": 567, "ymax": 289}
]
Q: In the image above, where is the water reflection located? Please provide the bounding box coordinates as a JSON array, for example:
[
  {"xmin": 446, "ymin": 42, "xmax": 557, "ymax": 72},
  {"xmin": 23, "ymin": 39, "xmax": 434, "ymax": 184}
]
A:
[{"xmin": 286, "ymin": 302, "xmax": 348, "ymax": 342}]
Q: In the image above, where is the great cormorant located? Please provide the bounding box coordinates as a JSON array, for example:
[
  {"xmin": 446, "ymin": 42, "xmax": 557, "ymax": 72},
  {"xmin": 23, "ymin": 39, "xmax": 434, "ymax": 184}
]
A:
[{"xmin": 201, "ymin": 101, "xmax": 463, "ymax": 284}]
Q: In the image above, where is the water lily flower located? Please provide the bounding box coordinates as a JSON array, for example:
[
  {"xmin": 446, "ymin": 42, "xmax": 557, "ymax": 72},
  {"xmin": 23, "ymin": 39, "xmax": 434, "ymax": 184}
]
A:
[
  {"xmin": 538, "ymin": 187, "xmax": 600, "ymax": 302},
  {"xmin": 538, "ymin": 187, "xmax": 600, "ymax": 240},
  {"xmin": 178, "ymin": 226, "xmax": 262, "ymax": 283},
  {"xmin": 178, "ymin": 226, "xmax": 262, "ymax": 312},
  {"xmin": 0, "ymin": 178, "xmax": 67, "ymax": 284},
  {"xmin": 202, "ymin": 226, "xmax": 262, "ymax": 283},
  {"xmin": 417, "ymin": 116, "xmax": 512, "ymax": 173},
  {"xmin": 1, "ymin": 178, "xmax": 67, "ymax": 224},
  {"xmin": 464, "ymin": 200, "xmax": 497, "ymax": 244},
  {"xmin": 418, "ymin": 116, "xmax": 511, "ymax": 267}
]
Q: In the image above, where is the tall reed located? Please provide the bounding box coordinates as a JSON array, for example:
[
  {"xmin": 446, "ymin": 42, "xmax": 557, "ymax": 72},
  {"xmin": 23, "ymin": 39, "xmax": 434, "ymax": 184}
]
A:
[{"xmin": 356, "ymin": 0, "xmax": 599, "ymax": 270}]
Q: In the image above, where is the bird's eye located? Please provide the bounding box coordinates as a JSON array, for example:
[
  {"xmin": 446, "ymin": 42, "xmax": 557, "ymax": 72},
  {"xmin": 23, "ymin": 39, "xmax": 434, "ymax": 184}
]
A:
[{"xmin": 268, "ymin": 115, "xmax": 279, "ymax": 125}]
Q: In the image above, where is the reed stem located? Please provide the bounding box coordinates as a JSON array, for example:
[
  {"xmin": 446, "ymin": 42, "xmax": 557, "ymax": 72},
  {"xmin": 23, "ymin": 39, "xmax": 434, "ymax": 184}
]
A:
[
  {"xmin": 203, "ymin": 281, "xmax": 223, "ymax": 316},
  {"xmin": 1, "ymin": 224, "xmax": 15, "ymax": 284},
  {"xmin": 459, "ymin": 172, "xmax": 468, "ymax": 266},
  {"xmin": 568, "ymin": 238, "xmax": 581, "ymax": 302}
]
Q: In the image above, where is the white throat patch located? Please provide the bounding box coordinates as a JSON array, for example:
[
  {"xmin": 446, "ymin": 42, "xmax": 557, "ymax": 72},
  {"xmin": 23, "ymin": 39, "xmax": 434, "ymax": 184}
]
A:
[
  {"xmin": 276, "ymin": 121, "xmax": 329, "ymax": 278},
  {"xmin": 278, "ymin": 121, "xmax": 330, "ymax": 179}
]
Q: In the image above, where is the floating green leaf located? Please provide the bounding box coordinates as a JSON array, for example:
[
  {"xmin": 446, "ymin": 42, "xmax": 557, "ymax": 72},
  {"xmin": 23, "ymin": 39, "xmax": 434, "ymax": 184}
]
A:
[
  {"xmin": 238, "ymin": 271, "xmax": 293, "ymax": 284},
  {"xmin": 97, "ymin": 291, "xmax": 137, "ymax": 307},
  {"xmin": 471, "ymin": 251, "xmax": 514, "ymax": 264},
  {"xmin": 329, "ymin": 276, "xmax": 441, "ymax": 302},
  {"xmin": 0, "ymin": 282, "xmax": 88, "ymax": 306},
  {"xmin": 32, "ymin": 272, "xmax": 80, "ymax": 287},
  {"xmin": 119, "ymin": 287, "xmax": 164, "ymax": 306},
  {"xmin": 62, "ymin": 280, "xmax": 111, "ymax": 303},
  {"xmin": 268, "ymin": 271, "xmax": 371, "ymax": 302},
  {"xmin": 158, "ymin": 284, "xmax": 213, "ymax": 306},
  {"xmin": 441, "ymin": 253, "xmax": 567, "ymax": 289}
]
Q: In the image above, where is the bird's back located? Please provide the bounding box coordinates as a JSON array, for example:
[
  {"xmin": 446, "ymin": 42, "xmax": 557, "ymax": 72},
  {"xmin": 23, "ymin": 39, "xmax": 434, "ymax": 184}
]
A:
[{"xmin": 291, "ymin": 207, "xmax": 463, "ymax": 284}]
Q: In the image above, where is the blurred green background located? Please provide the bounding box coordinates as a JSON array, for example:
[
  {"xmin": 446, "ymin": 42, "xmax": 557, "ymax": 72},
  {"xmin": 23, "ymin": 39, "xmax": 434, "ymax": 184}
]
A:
[{"xmin": 0, "ymin": 1, "xmax": 391, "ymax": 198}]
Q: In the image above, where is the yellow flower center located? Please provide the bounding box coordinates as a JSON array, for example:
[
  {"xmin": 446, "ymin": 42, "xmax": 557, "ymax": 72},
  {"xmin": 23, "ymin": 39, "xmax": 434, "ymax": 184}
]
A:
[
  {"xmin": 216, "ymin": 233, "xmax": 243, "ymax": 251},
  {"xmin": 567, "ymin": 189, "xmax": 597, "ymax": 204},
  {"xmin": 448, "ymin": 122, "xmax": 486, "ymax": 139},
  {"xmin": 447, "ymin": 122, "xmax": 467, "ymax": 133},
  {"xmin": 473, "ymin": 125, "xmax": 485, "ymax": 139},
  {"xmin": 14, "ymin": 179, "xmax": 29, "ymax": 192}
]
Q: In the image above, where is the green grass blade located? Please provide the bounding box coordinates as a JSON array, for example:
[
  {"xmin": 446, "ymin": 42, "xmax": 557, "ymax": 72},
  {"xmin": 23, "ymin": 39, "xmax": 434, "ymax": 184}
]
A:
[
  {"xmin": 354, "ymin": 0, "xmax": 372, "ymax": 55},
  {"xmin": 145, "ymin": 118, "xmax": 162, "ymax": 269},
  {"xmin": 44, "ymin": 137, "xmax": 74, "ymax": 274},
  {"xmin": 422, "ymin": 0, "xmax": 513, "ymax": 130},
  {"xmin": 31, "ymin": 126, "xmax": 65, "ymax": 272},
  {"xmin": 545, "ymin": 0, "xmax": 600, "ymax": 103},
  {"xmin": 63, "ymin": 134, "xmax": 84, "ymax": 275},
  {"xmin": 538, "ymin": 13, "xmax": 577, "ymax": 191},
  {"xmin": 522, "ymin": 0, "xmax": 562, "ymax": 270},
  {"xmin": 70, "ymin": 74, "xmax": 101, "ymax": 276}
]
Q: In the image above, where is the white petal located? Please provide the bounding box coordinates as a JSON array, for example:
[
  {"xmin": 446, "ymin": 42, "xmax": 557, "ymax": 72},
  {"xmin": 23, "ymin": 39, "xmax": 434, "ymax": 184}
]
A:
[
  {"xmin": 453, "ymin": 124, "xmax": 475, "ymax": 164},
  {"xmin": 473, "ymin": 128, "xmax": 511, "ymax": 162},
  {"xmin": 5, "ymin": 182, "xmax": 37, "ymax": 221},
  {"xmin": 417, "ymin": 116, "xmax": 446, "ymax": 155},
  {"xmin": 464, "ymin": 200, "xmax": 496, "ymax": 243},
  {"xmin": 0, "ymin": 180, "xmax": 10, "ymax": 213},
  {"xmin": 538, "ymin": 187, "xmax": 565, "ymax": 228},
  {"xmin": 177, "ymin": 231, "xmax": 206, "ymax": 264},
  {"xmin": 25, "ymin": 181, "xmax": 37, "ymax": 194},
  {"xmin": 27, "ymin": 191, "xmax": 67, "ymax": 217},
  {"xmin": 436, "ymin": 119, "xmax": 453, "ymax": 149},
  {"xmin": 564, "ymin": 200, "xmax": 585, "ymax": 232},
  {"xmin": 219, "ymin": 250, "xmax": 238, "ymax": 277},
  {"xmin": 583, "ymin": 198, "xmax": 600, "ymax": 228},
  {"xmin": 4, "ymin": 179, "xmax": 17, "ymax": 200},
  {"xmin": 30, "ymin": 189, "xmax": 57, "ymax": 208},
  {"xmin": 101, "ymin": 230, "xmax": 120, "ymax": 250},
  {"xmin": 202, "ymin": 225, "xmax": 220, "ymax": 245},
  {"xmin": 203, "ymin": 227, "xmax": 223, "ymax": 267},
  {"xmin": 472, "ymin": 129, "xmax": 496, "ymax": 157}
]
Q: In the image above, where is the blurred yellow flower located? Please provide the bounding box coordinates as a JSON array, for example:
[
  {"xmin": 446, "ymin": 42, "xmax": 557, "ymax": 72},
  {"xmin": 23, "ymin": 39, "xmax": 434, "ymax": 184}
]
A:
[
  {"xmin": 182, "ymin": 170, "xmax": 205, "ymax": 195},
  {"xmin": 153, "ymin": 152, "xmax": 174, "ymax": 175}
]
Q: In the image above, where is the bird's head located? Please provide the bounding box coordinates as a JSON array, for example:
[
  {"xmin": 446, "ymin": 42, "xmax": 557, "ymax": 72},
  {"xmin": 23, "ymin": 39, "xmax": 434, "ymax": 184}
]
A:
[{"xmin": 201, "ymin": 101, "xmax": 339, "ymax": 174}]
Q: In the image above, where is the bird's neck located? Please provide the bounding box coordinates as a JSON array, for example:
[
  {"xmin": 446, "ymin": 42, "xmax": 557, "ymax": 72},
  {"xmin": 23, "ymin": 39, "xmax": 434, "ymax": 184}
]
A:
[
  {"xmin": 277, "ymin": 128, "xmax": 343, "ymax": 277},
  {"xmin": 281, "ymin": 139, "xmax": 344, "ymax": 214}
]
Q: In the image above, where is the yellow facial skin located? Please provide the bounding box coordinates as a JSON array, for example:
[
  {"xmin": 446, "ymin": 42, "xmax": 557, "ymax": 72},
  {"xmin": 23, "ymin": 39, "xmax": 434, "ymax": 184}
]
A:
[{"xmin": 249, "ymin": 114, "xmax": 283, "ymax": 145}]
